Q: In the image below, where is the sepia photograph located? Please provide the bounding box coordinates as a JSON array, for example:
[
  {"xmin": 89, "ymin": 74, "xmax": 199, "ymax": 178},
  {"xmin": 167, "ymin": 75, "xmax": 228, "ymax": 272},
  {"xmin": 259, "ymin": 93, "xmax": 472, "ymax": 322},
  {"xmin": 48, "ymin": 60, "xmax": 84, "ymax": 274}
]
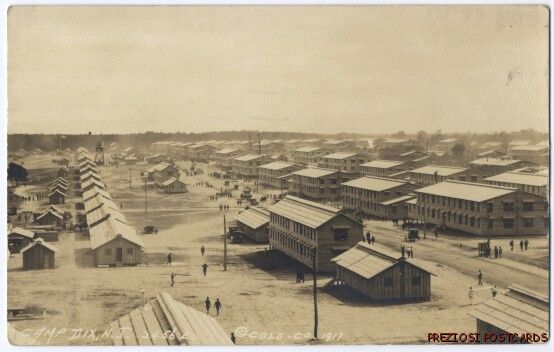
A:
[{"xmin": 3, "ymin": 3, "xmax": 551, "ymax": 348}]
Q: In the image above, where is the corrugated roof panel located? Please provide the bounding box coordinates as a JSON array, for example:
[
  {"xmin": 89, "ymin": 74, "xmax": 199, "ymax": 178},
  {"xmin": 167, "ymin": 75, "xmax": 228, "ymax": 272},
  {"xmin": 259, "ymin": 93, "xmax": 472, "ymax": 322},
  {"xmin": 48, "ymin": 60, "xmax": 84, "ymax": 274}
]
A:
[
  {"xmin": 415, "ymin": 180, "xmax": 517, "ymax": 202},
  {"xmin": 236, "ymin": 207, "xmax": 270, "ymax": 229},
  {"xmin": 268, "ymin": 196, "xmax": 339, "ymax": 228},
  {"xmin": 342, "ymin": 176, "xmax": 408, "ymax": 192}
]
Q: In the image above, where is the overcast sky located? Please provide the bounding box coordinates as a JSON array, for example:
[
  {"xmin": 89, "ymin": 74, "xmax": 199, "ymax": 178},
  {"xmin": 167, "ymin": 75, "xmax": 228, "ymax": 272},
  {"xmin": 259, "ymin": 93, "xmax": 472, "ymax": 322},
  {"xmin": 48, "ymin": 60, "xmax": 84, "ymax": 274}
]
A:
[{"xmin": 7, "ymin": 6, "xmax": 549, "ymax": 134}]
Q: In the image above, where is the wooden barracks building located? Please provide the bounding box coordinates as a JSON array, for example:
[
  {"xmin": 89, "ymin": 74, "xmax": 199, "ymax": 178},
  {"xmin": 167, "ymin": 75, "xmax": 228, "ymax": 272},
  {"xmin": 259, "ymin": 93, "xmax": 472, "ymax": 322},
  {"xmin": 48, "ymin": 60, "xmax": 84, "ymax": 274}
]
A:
[
  {"xmin": 288, "ymin": 167, "xmax": 350, "ymax": 202},
  {"xmin": 318, "ymin": 152, "xmax": 366, "ymax": 175},
  {"xmin": 268, "ymin": 195, "xmax": 363, "ymax": 272},
  {"xmin": 332, "ymin": 242, "xmax": 433, "ymax": 302},
  {"xmin": 236, "ymin": 206, "xmax": 270, "ymax": 243},
  {"xmin": 258, "ymin": 161, "xmax": 302, "ymax": 189},
  {"xmin": 413, "ymin": 180, "xmax": 548, "ymax": 236},
  {"xmin": 341, "ymin": 176, "xmax": 417, "ymax": 218}
]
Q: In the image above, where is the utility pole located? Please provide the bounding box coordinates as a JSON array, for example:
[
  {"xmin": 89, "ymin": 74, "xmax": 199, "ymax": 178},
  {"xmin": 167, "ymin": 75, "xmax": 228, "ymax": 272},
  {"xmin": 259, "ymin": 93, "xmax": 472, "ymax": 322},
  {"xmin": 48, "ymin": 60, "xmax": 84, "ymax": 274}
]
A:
[
  {"xmin": 312, "ymin": 247, "xmax": 318, "ymax": 340},
  {"xmin": 144, "ymin": 177, "xmax": 147, "ymax": 214},
  {"xmin": 223, "ymin": 215, "xmax": 227, "ymax": 271}
]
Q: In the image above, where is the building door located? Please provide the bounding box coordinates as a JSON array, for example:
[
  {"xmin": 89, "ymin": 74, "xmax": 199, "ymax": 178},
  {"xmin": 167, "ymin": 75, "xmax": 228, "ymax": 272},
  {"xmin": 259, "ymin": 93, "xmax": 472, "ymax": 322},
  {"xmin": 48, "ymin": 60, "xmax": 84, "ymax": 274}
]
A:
[{"xmin": 116, "ymin": 247, "xmax": 123, "ymax": 262}]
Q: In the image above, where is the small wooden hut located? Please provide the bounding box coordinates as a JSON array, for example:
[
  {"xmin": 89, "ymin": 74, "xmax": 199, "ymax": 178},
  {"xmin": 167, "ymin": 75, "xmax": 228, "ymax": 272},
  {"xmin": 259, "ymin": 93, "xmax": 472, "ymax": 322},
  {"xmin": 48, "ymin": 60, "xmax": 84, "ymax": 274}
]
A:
[{"xmin": 21, "ymin": 238, "xmax": 58, "ymax": 270}]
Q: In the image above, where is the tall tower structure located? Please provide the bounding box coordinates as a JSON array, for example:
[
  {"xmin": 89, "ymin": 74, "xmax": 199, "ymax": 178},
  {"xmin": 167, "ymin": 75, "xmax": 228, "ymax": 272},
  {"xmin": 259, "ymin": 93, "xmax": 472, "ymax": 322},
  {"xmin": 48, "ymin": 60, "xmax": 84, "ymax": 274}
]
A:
[{"xmin": 95, "ymin": 141, "xmax": 105, "ymax": 165}]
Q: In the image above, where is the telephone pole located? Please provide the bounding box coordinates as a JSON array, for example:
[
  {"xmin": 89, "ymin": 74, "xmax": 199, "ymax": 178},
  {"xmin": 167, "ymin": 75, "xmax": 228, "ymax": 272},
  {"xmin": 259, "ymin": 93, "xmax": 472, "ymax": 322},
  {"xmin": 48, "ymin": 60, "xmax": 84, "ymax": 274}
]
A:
[
  {"xmin": 223, "ymin": 215, "xmax": 228, "ymax": 271},
  {"xmin": 312, "ymin": 247, "xmax": 318, "ymax": 340},
  {"xmin": 144, "ymin": 177, "xmax": 147, "ymax": 214}
]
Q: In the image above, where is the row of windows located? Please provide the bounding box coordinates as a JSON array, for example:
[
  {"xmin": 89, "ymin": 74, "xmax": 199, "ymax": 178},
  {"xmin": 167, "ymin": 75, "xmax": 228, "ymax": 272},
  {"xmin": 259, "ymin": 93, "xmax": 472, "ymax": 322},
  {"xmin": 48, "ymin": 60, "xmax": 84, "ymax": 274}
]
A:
[
  {"xmin": 104, "ymin": 247, "xmax": 134, "ymax": 256},
  {"xmin": 343, "ymin": 196, "xmax": 385, "ymax": 212},
  {"xmin": 269, "ymin": 228, "xmax": 314, "ymax": 258},
  {"xmin": 342, "ymin": 186, "xmax": 403, "ymax": 199}
]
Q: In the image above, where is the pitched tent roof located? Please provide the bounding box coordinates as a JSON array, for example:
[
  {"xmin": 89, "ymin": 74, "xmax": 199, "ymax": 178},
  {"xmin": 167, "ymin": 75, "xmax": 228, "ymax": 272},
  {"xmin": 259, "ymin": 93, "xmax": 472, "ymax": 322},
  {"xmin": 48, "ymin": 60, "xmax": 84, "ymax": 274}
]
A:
[
  {"xmin": 89, "ymin": 216, "xmax": 143, "ymax": 250},
  {"xmin": 269, "ymin": 195, "xmax": 349, "ymax": 229},
  {"xmin": 468, "ymin": 285, "xmax": 548, "ymax": 335},
  {"xmin": 110, "ymin": 292, "xmax": 233, "ymax": 346},
  {"xmin": 292, "ymin": 167, "xmax": 338, "ymax": 178},
  {"xmin": 331, "ymin": 242, "xmax": 434, "ymax": 280},
  {"xmin": 83, "ymin": 187, "xmax": 112, "ymax": 202},
  {"xmin": 410, "ymin": 165, "xmax": 468, "ymax": 177},
  {"xmin": 20, "ymin": 237, "xmax": 58, "ymax": 254},
  {"xmin": 49, "ymin": 184, "xmax": 68, "ymax": 193},
  {"xmin": 415, "ymin": 180, "xmax": 517, "ymax": 202},
  {"xmin": 236, "ymin": 207, "xmax": 270, "ymax": 229},
  {"xmin": 361, "ymin": 160, "xmax": 405, "ymax": 169},
  {"xmin": 53, "ymin": 177, "xmax": 69, "ymax": 186},
  {"xmin": 342, "ymin": 176, "xmax": 408, "ymax": 192},
  {"xmin": 78, "ymin": 159, "xmax": 97, "ymax": 169},
  {"xmin": 8, "ymin": 227, "xmax": 35, "ymax": 239}
]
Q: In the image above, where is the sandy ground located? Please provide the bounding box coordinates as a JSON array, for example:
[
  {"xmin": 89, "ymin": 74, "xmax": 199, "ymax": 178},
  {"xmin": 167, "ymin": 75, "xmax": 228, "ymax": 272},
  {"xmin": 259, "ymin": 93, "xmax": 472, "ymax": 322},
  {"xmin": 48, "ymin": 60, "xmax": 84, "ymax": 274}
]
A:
[{"xmin": 6, "ymin": 157, "xmax": 549, "ymax": 346}]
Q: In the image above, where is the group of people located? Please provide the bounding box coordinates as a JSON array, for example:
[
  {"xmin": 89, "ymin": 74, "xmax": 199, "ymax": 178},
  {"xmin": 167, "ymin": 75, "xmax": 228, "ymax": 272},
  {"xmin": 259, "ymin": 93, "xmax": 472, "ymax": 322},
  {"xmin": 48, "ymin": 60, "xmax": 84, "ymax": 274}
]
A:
[
  {"xmin": 11, "ymin": 194, "xmax": 42, "ymax": 202},
  {"xmin": 205, "ymin": 297, "xmax": 222, "ymax": 315},
  {"xmin": 483, "ymin": 246, "xmax": 503, "ymax": 259},
  {"xmin": 400, "ymin": 245, "xmax": 414, "ymax": 258},
  {"xmin": 509, "ymin": 239, "xmax": 530, "ymax": 251},
  {"xmin": 219, "ymin": 204, "xmax": 230, "ymax": 211}
]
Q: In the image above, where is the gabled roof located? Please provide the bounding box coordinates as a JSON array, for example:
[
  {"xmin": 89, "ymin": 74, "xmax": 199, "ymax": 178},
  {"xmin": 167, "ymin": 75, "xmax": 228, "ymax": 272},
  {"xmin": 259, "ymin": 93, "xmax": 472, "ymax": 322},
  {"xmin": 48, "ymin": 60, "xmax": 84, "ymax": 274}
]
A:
[
  {"xmin": 470, "ymin": 158, "xmax": 521, "ymax": 166},
  {"xmin": 21, "ymin": 237, "xmax": 58, "ymax": 253},
  {"xmin": 87, "ymin": 205, "xmax": 127, "ymax": 228},
  {"xmin": 8, "ymin": 227, "xmax": 35, "ymax": 239},
  {"xmin": 332, "ymin": 242, "xmax": 434, "ymax": 280},
  {"xmin": 162, "ymin": 177, "xmax": 186, "ymax": 187},
  {"xmin": 236, "ymin": 207, "xmax": 270, "ymax": 229},
  {"xmin": 410, "ymin": 165, "xmax": 468, "ymax": 177},
  {"xmin": 89, "ymin": 216, "xmax": 144, "ymax": 250},
  {"xmin": 84, "ymin": 196, "xmax": 120, "ymax": 214},
  {"xmin": 36, "ymin": 209, "xmax": 63, "ymax": 221},
  {"xmin": 111, "ymin": 292, "xmax": 233, "ymax": 346},
  {"xmin": 153, "ymin": 162, "xmax": 178, "ymax": 172},
  {"xmin": 81, "ymin": 179, "xmax": 106, "ymax": 191},
  {"xmin": 83, "ymin": 187, "xmax": 112, "ymax": 201},
  {"xmin": 321, "ymin": 152, "xmax": 359, "ymax": 160},
  {"xmin": 292, "ymin": 167, "xmax": 338, "ymax": 178},
  {"xmin": 50, "ymin": 183, "xmax": 68, "ymax": 192},
  {"xmin": 415, "ymin": 180, "xmax": 517, "ymax": 202},
  {"xmin": 79, "ymin": 165, "xmax": 99, "ymax": 175},
  {"xmin": 468, "ymin": 285, "xmax": 548, "ymax": 335},
  {"xmin": 342, "ymin": 176, "xmax": 408, "ymax": 192},
  {"xmin": 234, "ymin": 154, "xmax": 266, "ymax": 162},
  {"xmin": 258, "ymin": 161, "xmax": 296, "ymax": 171},
  {"xmin": 294, "ymin": 146, "xmax": 324, "ymax": 153},
  {"xmin": 80, "ymin": 171, "xmax": 101, "ymax": 182},
  {"xmin": 78, "ymin": 159, "xmax": 97, "ymax": 168},
  {"xmin": 380, "ymin": 195, "xmax": 416, "ymax": 206},
  {"xmin": 361, "ymin": 160, "xmax": 405, "ymax": 169},
  {"xmin": 48, "ymin": 188, "xmax": 66, "ymax": 198},
  {"xmin": 485, "ymin": 172, "xmax": 548, "ymax": 187},
  {"xmin": 269, "ymin": 195, "xmax": 347, "ymax": 229}
]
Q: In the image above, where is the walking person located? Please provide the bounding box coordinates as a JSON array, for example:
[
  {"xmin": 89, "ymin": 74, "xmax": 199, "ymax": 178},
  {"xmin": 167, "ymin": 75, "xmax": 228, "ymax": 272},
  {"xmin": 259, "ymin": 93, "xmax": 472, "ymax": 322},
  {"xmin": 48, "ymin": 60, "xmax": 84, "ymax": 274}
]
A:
[
  {"xmin": 401, "ymin": 245, "xmax": 405, "ymax": 258},
  {"xmin": 478, "ymin": 270, "xmax": 483, "ymax": 286},
  {"xmin": 524, "ymin": 238, "xmax": 529, "ymax": 250},
  {"xmin": 519, "ymin": 240, "xmax": 524, "ymax": 251},
  {"xmin": 509, "ymin": 240, "xmax": 514, "ymax": 251},
  {"xmin": 214, "ymin": 298, "xmax": 222, "ymax": 315},
  {"xmin": 491, "ymin": 285, "xmax": 498, "ymax": 297},
  {"xmin": 202, "ymin": 263, "xmax": 208, "ymax": 276},
  {"xmin": 231, "ymin": 332, "xmax": 236, "ymax": 344},
  {"xmin": 371, "ymin": 235, "xmax": 375, "ymax": 245},
  {"xmin": 468, "ymin": 286, "xmax": 474, "ymax": 305},
  {"xmin": 498, "ymin": 246, "xmax": 502, "ymax": 258},
  {"xmin": 493, "ymin": 246, "xmax": 498, "ymax": 259},
  {"xmin": 167, "ymin": 252, "xmax": 172, "ymax": 266},
  {"xmin": 201, "ymin": 245, "xmax": 205, "ymax": 256},
  {"xmin": 366, "ymin": 231, "xmax": 371, "ymax": 244},
  {"xmin": 170, "ymin": 272, "xmax": 175, "ymax": 287},
  {"xmin": 409, "ymin": 246, "xmax": 414, "ymax": 258},
  {"xmin": 205, "ymin": 297, "xmax": 211, "ymax": 314}
]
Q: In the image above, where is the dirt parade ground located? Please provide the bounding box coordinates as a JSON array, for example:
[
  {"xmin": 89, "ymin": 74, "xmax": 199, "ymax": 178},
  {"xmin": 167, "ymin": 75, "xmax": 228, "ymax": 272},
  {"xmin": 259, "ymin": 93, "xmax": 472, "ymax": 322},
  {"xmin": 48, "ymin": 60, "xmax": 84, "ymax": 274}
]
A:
[{"xmin": 7, "ymin": 155, "xmax": 549, "ymax": 345}]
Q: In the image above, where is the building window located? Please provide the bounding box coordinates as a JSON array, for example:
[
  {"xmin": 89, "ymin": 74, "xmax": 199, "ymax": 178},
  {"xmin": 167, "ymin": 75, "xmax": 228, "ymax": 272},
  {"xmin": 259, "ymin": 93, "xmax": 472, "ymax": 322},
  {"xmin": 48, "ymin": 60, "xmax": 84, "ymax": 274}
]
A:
[
  {"xmin": 412, "ymin": 276, "xmax": 421, "ymax": 286},
  {"xmin": 104, "ymin": 248, "xmax": 112, "ymax": 256},
  {"xmin": 503, "ymin": 219, "xmax": 514, "ymax": 228},
  {"xmin": 522, "ymin": 202, "xmax": 534, "ymax": 212},
  {"xmin": 333, "ymin": 229, "xmax": 348, "ymax": 242},
  {"xmin": 384, "ymin": 277, "xmax": 393, "ymax": 287},
  {"xmin": 127, "ymin": 247, "xmax": 134, "ymax": 255},
  {"xmin": 487, "ymin": 203, "xmax": 493, "ymax": 213},
  {"xmin": 523, "ymin": 218, "xmax": 534, "ymax": 228},
  {"xmin": 503, "ymin": 202, "xmax": 514, "ymax": 212},
  {"xmin": 488, "ymin": 220, "xmax": 494, "ymax": 229}
]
